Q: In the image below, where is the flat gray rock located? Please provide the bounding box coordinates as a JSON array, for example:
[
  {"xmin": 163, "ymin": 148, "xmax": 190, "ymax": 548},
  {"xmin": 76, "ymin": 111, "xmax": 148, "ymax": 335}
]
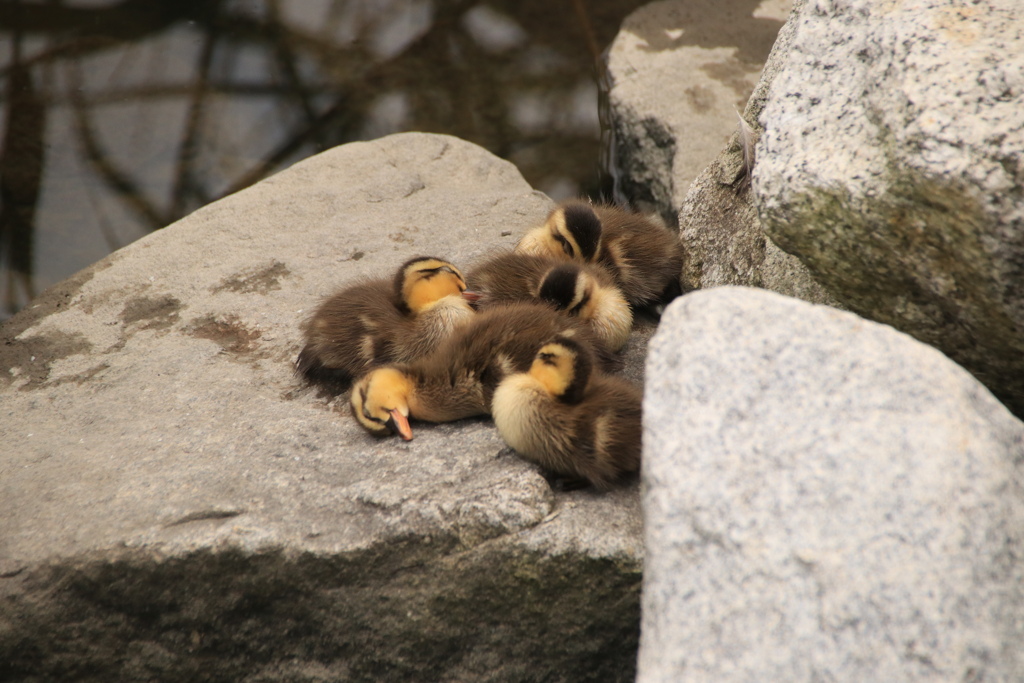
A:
[
  {"xmin": 606, "ymin": 0, "xmax": 790, "ymax": 225},
  {"xmin": 640, "ymin": 287, "xmax": 1024, "ymax": 682},
  {"xmin": 0, "ymin": 133, "xmax": 647, "ymax": 682},
  {"xmin": 754, "ymin": 0, "xmax": 1024, "ymax": 416}
]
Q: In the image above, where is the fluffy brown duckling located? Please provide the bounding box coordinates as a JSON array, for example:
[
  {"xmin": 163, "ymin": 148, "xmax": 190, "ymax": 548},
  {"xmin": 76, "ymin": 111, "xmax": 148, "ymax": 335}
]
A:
[
  {"xmin": 516, "ymin": 200, "xmax": 683, "ymax": 308},
  {"xmin": 296, "ymin": 256, "xmax": 476, "ymax": 390},
  {"xmin": 466, "ymin": 251, "xmax": 632, "ymax": 351},
  {"xmin": 350, "ymin": 302, "xmax": 616, "ymax": 440},
  {"xmin": 491, "ymin": 335, "xmax": 642, "ymax": 490}
]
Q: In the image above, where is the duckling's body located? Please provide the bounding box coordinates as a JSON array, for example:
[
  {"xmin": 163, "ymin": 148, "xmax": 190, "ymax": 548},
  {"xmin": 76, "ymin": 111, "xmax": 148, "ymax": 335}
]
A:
[
  {"xmin": 296, "ymin": 257, "xmax": 474, "ymax": 390},
  {"xmin": 466, "ymin": 251, "xmax": 564, "ymax": 308},
  {"xmin": 467, "ymin": 251, "xmax": 632, "ymax": 351},
  {"xmin": 517, "ymin": 200, "xmax": 683, "ymax": 308},
  {"xmin": 491, "ymin": 335, "xmax": 642, "ymax": 490},
  {"xmin": 351, "ymin": 302, "xmax": 615, "ymax": 439}
]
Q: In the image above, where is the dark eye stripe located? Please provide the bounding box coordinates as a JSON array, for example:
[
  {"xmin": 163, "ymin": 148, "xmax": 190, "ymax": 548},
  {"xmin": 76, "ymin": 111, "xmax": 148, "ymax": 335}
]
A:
[
  {"xmin": 416, "ymin": 265, "xmax": 458, "ymax": 280},
  {"xmin": 359, "ymin": 388, "xmax": 386, "ymax": 424},
  {"xmin": 568, "ymin": 291, "xmax": 590, "ymax": 316}
]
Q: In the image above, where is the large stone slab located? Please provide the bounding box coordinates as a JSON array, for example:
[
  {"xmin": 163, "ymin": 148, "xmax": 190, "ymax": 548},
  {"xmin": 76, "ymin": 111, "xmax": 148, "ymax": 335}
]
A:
[
  {"xmin": 640, "ymin": 286, "xmax": 1024, "ymax": 682},
  {"xmin": 606, "ymin": 0, "xmax": 791, "ymax": 225},
  {"xmin": 753, "ymin": 0, "xmax": 1024, "ymax": 416},
  {"xmin": 0, "ymin": 133, "xmax": 648, "ymax": 682}
]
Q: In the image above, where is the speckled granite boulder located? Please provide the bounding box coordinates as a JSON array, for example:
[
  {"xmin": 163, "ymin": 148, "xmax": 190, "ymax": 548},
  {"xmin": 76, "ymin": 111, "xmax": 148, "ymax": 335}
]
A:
[
  {"xmin": 606, "ymin": 0, "xmax": 790, "ymax": 225},
  {"xmin": 0, "ymin": 133, "xmax": 649, "ymax": 682},
  {"xmin": 754, "ymin": 0, "xmax": 1024, "ymax": 416},
  {"xmin": 640, "ymin": 287, "xmax": 1024, "ymax": 682}
]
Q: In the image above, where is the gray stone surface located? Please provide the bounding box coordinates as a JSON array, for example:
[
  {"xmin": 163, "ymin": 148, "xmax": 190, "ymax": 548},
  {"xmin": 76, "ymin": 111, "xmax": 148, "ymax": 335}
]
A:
[
  {"xmin": 606, "ymin": 0, "xmax": 790, "ymax": 225},
  {"xmin": 753, "ymin": 0, "xmax": 1024, "ymax": 416},
  {"xmin": 640, "ymin": 286, "xmax": 1024, "ymax": 682},
  {"xmin": 674, "ymin": 0, "xmax": 840, "ymax": 306},
  {"xmin": 0, "ymin": 133, "xmax": 648, "ymax": 682}
]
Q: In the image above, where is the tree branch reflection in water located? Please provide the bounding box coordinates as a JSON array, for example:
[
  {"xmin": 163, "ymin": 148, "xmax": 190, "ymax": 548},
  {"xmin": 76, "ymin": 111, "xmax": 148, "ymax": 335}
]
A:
[{"xmin": 0, "ymin": 0, "xmax": 647, "ymax": 319}]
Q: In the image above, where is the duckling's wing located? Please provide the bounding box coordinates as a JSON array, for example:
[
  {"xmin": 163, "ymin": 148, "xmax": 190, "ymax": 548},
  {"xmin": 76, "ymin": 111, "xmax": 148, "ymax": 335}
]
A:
[
  {"xmin": 298, "ymin": 278, "xmax": 402, "ymax": 384},
  {"xmin": 593, "ymin": 205, "xmax": 683, "ymax": 307}
]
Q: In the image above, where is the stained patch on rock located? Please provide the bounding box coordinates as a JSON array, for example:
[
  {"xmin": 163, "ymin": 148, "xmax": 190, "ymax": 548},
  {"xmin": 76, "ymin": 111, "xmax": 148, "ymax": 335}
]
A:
[
  {"xmin": 48, "ymin": 363, "xmax": 111, "ymax": 388},
  {"xmin": 699, "ymin": 60, "xmax": 756, "ymax": 103},
  {"xmin": 79, "ymin": 280, "xmax": 146, "ymax": 316},
  {"xmin": 188, "ymin": 315, "xmax": 264, "ymax": 357},
  {"xmin": 625, "ymin": 3, "xmax": 783, "ymax": 64},
  {"xmin": 388, "ymin": 226, "xmax": 420, "ymax": 244},
  {"xmin": 1, "ymin": 331, "xmax": 93, "ymax": 390},
  {"xmin": 0, "ymin": 266, "xmax": 98, "ymax": 340},
  {"xmin": 120, "ymin": 296, "xmax": 184, "ymax": 330},
  {"xmin": 212, "ymin": 261, "xmax": 291, "ymax": 295}
]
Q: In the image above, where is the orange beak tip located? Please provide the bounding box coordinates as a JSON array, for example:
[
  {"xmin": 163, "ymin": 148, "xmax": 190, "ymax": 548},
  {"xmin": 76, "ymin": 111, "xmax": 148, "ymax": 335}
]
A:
[{"xmin": 388, "ymin": 408, "xmax": 414, "ymax": 441}]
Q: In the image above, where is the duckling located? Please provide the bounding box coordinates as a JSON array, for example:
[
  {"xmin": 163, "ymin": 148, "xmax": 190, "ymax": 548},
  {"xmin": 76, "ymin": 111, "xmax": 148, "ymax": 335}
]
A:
[
  {"xmin": 296, "ymin": 256, "xmax": 476, "ymax": 390},
  {"xmin": 350, "ymin": 302, "xmax": 616, "ymax": 440},
  {"xmin": 516, "ymin": 200, "xmax": 683, "ymax": 308},
  {"xmin": 467, "ymin": 251, "xmax": 633, "ymax": 351},
  {"xmin": 491, "ymin": 335, "xmax": 642, "ymax": 490}
]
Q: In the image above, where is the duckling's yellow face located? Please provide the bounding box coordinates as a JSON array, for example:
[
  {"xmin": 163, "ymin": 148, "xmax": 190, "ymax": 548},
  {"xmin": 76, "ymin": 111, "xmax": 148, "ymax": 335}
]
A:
[
  {"xmin": 518, "ymin": 203, "xmax": 603, "ymax": 263},
  {"xmin": 351, "ymin": 368, "xmax": 414, "ymax": 440},
  {"xmin": 517, "ymin": 212, "xmax": 582, "ymax": 262},
  {"xmin": 529, "ymin": 343, "xmax": 577, "ymax": 398},
  {"xmin": 401, "ymin": 259, "xmax": 470, "ymax": 314}
]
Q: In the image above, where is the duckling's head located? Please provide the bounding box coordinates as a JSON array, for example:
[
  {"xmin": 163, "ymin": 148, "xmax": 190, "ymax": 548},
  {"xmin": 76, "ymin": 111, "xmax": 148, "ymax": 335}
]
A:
[
  {"xmin": 529, "ymin": 335, "xmax": 593, "ymax": 405},
  {"xmin": 537, "ymin": 263, "xmax": 587, "ymax": 313},
  {"xmin": 517, "ymin": 201, "xmax": 602, "ymax": 262},
  {"xmin": 351, "ymin": 367, "xmax": 415, "ymax": 440},
  {"xmin": 395, "ymin": 256, "xmax": 476, "ymax": 314},
  {"xmin": 537, "ymin": 264, "xmax": 632, "ymax": 351}
]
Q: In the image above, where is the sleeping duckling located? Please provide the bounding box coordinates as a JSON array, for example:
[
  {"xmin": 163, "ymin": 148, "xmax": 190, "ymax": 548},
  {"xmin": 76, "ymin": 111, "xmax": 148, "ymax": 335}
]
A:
[
  {"xmin": 516, "ymin": 200, "xmax": 683, "ymax": 308},
  {"xmin": 467, "ymin": 251, "xmax": 632, "ymax": 351},
  {"xmin": 491, "ymin": 335, "xmax": 642, "ymax": 490},
  {"xmin": 296, "ymin": 256, "xmax": 475, "ymax": 390},
  {"xmin": 350, "ymin": 302, "xmax": 615, "ymax": 440}
]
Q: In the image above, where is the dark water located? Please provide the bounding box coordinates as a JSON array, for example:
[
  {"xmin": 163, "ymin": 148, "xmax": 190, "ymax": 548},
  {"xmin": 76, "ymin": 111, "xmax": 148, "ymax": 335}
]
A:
[{"xmin": 0, "ymin": 0, "xmax": 652, "ymax": 320}]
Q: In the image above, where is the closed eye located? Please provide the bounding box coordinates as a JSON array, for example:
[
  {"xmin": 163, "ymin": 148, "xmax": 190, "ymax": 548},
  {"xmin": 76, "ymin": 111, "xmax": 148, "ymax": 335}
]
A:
[
  {"xmin": 416, "ymin": 265, "xmax": 456, "ymax": 280},
  {"xmin": 553, "ymin": 234, "xmax": 574, "ymax": 257},
  {"xmin": 568, "ymin": 292, "xmax": 590, "ymax": 316}
]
